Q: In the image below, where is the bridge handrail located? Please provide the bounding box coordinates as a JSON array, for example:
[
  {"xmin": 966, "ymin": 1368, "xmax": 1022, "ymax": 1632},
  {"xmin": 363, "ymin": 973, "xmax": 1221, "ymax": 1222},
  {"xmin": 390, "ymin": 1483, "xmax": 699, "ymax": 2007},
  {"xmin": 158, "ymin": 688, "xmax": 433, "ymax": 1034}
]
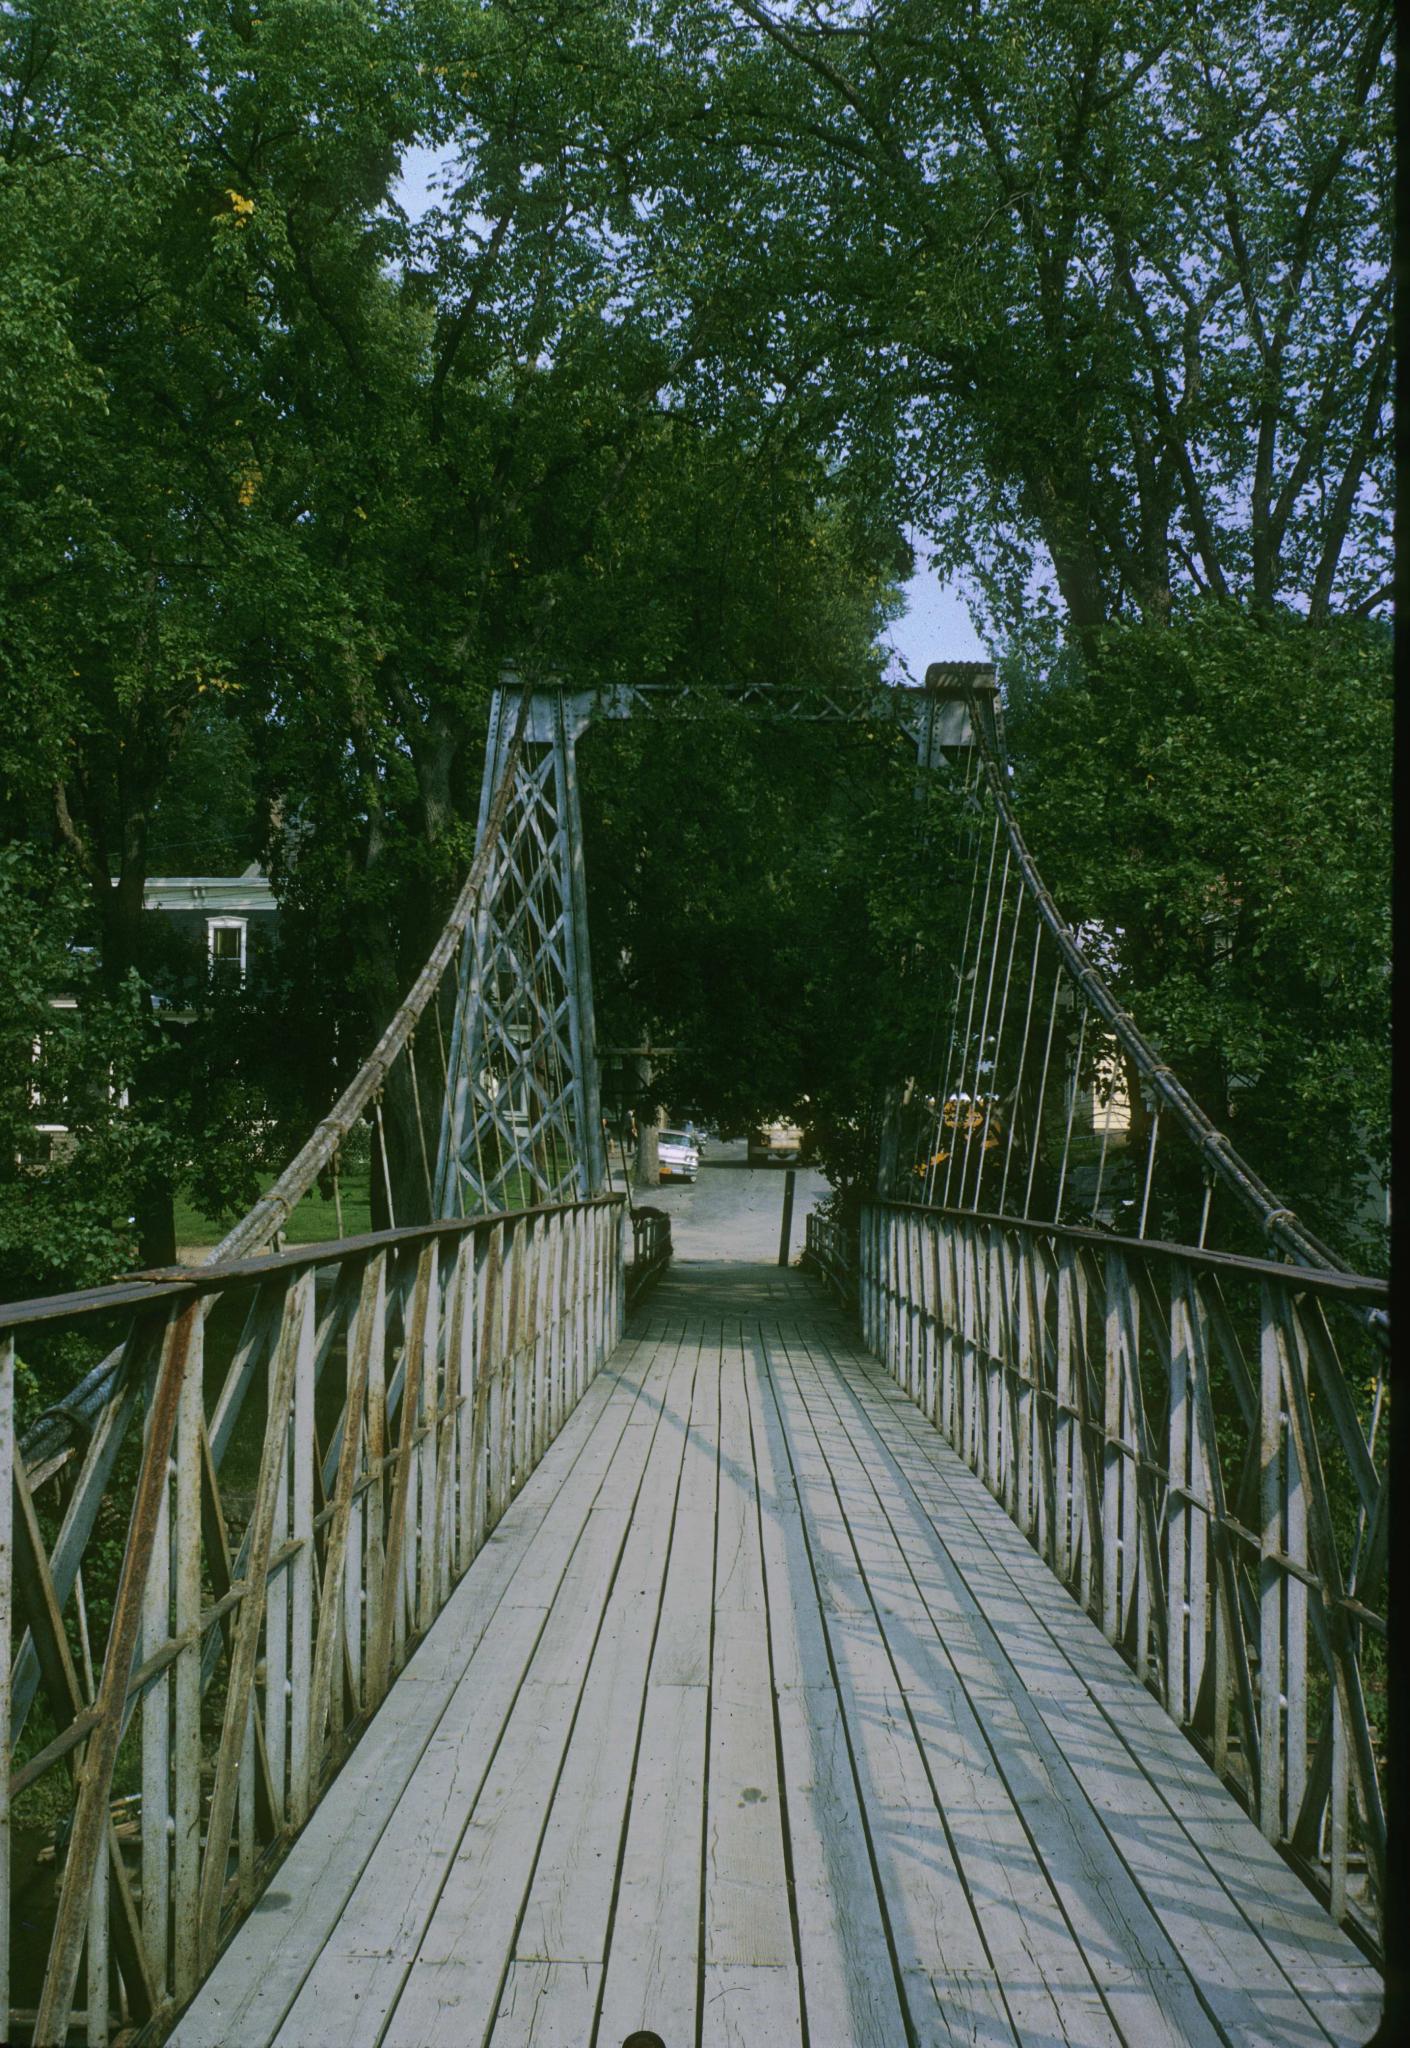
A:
[
  {"xmin": 801, "ymin": 1208, "xmax": 857, "ymax": 1307},
  {"xmin": 878, "ymin": 1200, "xmax": 1389, "ymax": 1306},
  {"xmin": 858, "ymin": 1200, "xmax": 1388, "ymax": 1960},
  {"xmin": 0, "ymin": 1197, "xmax": 625, "ymax": 1338},
  {"xmin": 625, "ymin": 1206, "xmax": 672, "ymax": 1306},
  {"xmin": 2, "ymin": 1193, "xmax": 626, "ymax": 2043}
]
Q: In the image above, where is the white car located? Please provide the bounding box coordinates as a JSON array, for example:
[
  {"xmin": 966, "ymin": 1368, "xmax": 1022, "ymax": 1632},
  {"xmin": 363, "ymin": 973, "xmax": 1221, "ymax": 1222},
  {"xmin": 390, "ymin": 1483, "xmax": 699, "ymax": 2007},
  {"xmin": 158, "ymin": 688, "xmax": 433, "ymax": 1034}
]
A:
[{"xmin": 658, "ymin": 1130, "xmax": 700, "ymax": 1182}]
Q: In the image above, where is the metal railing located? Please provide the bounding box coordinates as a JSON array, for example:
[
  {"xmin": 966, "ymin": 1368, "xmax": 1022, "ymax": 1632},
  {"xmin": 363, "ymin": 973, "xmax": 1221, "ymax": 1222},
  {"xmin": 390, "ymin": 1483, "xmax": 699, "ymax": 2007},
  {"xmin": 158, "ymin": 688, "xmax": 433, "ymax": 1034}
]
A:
[
  {"xmin": 1, "ymin": 1196, "xmax": 626, "ymax": 2045},
  {"xmin": 859, "ymin": 1201, "xmax": 1388, "ymax": 1958}
]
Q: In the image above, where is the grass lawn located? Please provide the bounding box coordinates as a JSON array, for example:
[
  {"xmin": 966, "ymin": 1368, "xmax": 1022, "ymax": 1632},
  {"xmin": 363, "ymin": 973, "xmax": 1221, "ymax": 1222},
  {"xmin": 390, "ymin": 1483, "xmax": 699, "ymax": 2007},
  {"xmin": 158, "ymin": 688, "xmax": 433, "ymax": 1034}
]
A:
[
  {"xmin": 174, "ymin": 1163, "xmax": 374, "ymax": 1249},
  {"xmin": 173, "ymin": 1137, "xmax": 596, "ymax": 1254}
]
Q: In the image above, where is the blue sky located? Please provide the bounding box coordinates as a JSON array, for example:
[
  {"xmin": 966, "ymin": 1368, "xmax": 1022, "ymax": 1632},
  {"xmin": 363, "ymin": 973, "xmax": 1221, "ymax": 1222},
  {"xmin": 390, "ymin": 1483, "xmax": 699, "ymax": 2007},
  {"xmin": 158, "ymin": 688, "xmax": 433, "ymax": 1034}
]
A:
[
  {"xmin": 883, "ymin": 566, "xmax": 988, "ymax": 675},
  {"xmin": 394, "ymin": 150, "xmax": 989, "ymax": 674}
]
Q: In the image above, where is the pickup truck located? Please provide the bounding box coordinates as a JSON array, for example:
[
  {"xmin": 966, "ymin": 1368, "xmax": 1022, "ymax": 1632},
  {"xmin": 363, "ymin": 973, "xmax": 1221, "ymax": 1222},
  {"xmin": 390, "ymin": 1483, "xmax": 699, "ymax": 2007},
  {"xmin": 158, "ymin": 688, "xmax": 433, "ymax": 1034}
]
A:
[{"xmin": 748, "ymin": 1120, "xmax": 804, "ymax": 1165}]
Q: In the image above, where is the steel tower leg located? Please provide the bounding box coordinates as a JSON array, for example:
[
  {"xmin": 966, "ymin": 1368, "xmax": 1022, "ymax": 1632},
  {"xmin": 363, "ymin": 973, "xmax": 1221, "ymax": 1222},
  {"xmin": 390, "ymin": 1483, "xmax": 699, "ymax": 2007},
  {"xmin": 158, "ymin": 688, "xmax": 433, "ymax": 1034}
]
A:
[{"xmin": 435, "ymin": 686, "xmax": 605, "ymax": 1214}]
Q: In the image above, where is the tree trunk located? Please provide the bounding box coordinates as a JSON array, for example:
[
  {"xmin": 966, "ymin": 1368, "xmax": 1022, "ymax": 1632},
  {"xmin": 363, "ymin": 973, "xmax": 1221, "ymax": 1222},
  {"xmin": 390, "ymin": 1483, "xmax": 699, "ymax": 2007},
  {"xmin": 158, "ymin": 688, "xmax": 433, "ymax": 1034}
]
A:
[
  {"xmin": 634, "ymin": 1118, "xmax": 660, "ymax": 1191},
  {"xmin": 94, "ymin": 812, "xmax": 181, "ymax": 1269}
]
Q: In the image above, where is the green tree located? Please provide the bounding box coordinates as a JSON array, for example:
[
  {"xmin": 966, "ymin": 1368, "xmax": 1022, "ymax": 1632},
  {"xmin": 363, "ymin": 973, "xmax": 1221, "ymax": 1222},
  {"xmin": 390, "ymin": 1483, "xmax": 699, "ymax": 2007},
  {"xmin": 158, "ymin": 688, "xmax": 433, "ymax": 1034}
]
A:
[
  {"xmin": 0, "ymin": 0, "xmax": 436, "ymax": 1259},
  {"xmin": 1008, "ymin": 604, "xmax": 1391, "ymax": 1268},
  {"xmin": 620, "ymin": 0, "xmax": 1392, "ymax": 644}
]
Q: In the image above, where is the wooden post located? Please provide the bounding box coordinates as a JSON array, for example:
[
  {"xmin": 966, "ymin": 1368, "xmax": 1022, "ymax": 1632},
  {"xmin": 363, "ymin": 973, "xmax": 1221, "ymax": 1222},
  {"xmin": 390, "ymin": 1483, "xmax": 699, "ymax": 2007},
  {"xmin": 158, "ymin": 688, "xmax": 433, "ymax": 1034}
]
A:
[{"xmin": 777, "ymin": 1169, "xmax": 797, "ymax": 1267}]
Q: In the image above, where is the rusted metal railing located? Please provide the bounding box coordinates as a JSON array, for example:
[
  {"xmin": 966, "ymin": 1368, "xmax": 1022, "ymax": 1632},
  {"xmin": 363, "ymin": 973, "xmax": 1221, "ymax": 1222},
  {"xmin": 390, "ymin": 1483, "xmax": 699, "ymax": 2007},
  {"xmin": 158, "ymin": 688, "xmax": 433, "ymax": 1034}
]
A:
[
  {"xmin": 859, "ymin": 1201, "xmax": 1388, "ymax": 1958},
  {"xmin": 1, "ymin": 1196, "xmax": 626, "ymax": 2045}
]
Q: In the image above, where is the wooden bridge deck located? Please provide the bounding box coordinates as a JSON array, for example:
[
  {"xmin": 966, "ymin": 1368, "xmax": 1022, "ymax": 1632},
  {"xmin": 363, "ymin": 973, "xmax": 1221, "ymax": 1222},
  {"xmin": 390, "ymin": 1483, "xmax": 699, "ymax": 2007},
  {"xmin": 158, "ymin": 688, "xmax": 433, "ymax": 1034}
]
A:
[{"xmin": 171, "ymin": 1266, "xmax": 1379, "ymax": 2048}]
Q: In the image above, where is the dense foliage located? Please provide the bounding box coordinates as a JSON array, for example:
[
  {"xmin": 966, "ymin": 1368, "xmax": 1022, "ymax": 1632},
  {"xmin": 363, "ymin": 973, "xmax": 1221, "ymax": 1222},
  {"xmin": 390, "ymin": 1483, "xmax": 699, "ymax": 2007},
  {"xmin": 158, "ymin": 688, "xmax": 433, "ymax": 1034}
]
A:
[
  {"xmin": 1008, "ymin": 605, "xmax": 1391, "ymax": 1268},
  {"xmin": 0, "ymin": 0, "xmax": 1392, "ymax": 1295},
  {"xmin": 625, "ymin": 0, "xmax": 1393, "ymax": 643}
]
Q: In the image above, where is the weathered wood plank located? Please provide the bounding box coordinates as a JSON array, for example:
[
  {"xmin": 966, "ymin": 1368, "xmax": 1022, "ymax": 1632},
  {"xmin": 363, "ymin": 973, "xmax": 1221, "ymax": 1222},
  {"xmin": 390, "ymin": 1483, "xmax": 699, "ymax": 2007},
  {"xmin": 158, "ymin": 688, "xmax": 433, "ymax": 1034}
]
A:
[
  {"xmin": 384, "ymin": 1338, "xmax": 699, "ymax": 2045},
  {"xmin": 704, "ymin": 1332, "xmax": 796, "ymax": 1993},
  {"xmin": 820, "ymin": 1331, "xmax": 1374, "ymax": 2044},
  {"xmin": 742, "ymin": 1339, "xmax": 908, "ymax": 2048},
  {"xmin": 592, "ymin": 1680, "xmax": 708, "ymax": 2047},
  {"xmin": 486, "ymin": 1961, "xmax": 601, "ymax": 2046},
  {"xmin": 168, "ymin": 1338, "xmax": 657, "ymax": 2048},
  {"xmin": 643, "ymin": 1320, "xmax": 720, "ymax": 1687},
  {"xmin": 512, "ymin": 1334, "xmax": 696, "ymax": 1975},
  {"xmin": 278, "ymin": 1343, "xmax": 675, "ymax": 2048},
  {"xmin": 593, "ymin": 1326, "xmax": 719, "ymax": 2045}
]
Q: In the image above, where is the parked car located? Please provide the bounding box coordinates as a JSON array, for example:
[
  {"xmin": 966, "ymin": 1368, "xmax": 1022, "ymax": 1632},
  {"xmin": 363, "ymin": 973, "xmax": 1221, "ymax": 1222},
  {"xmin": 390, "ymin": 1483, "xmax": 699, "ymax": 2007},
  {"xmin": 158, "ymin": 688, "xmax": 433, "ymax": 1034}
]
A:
[
  {"xmin": 748, "ymin": 1119, "xmax": 804, "ymax": 1165},
  {"xmin": 658, "ymin": 1129, "xmax": 700, "ymax": 1182}
]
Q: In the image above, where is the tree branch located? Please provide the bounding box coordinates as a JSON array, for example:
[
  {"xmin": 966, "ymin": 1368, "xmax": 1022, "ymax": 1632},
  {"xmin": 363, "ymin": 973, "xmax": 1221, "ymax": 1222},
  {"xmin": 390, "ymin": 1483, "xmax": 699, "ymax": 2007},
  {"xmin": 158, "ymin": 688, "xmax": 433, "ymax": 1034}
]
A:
[{"xmin": 1308, "ymin": 327, "xmax": 1393, "ymax": 619}]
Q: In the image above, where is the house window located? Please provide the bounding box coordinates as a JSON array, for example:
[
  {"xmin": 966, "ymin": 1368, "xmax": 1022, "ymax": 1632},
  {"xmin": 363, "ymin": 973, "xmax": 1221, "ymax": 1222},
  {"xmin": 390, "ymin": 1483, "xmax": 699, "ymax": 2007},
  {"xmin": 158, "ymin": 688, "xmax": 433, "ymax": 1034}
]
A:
[{"xmin": 207, "ymin": 917, "xmax": 247, "ymax": 982}]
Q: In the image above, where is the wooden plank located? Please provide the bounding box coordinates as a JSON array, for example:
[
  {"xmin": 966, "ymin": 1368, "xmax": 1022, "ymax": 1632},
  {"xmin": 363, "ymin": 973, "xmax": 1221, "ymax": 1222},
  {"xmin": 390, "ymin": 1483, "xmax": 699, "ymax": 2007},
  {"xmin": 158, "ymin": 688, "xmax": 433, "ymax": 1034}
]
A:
[
  {"xmin": 592, "ymin": 1681, "xmax": 708, "ymax": 2048},
  {"xmin": 486, "ymin": 1961, "xmax": 601, "ymax": 2046},
  {"xmin": 739, "ymin": 1340, "xmax": 834, "ymax": 1694},
  {"xmin": 901, "ymin": 1968, "xmax": 1021, "ymax": 2048},
  {"xmin": 594, "ymin": 1327, "xmax": 720, "ymax": 2045},
  {"xmin": 384, "ymin": 1338, "xmax": 699, "ymax": 2045},
  {"xmin": 643, "ymin": 1322, "xmax": 719, "ymax": 1687},
  {"xmin": 704, "ymin": 1334, "xmax": 798, "ymax": 2006},
  {"xmin": 512, "ymin": 1334, "xmax": 695, "ymax": 1973},
  {"xmin": 742, "ymin": 1338, "xmax": 907, "ymax": 2047},
  {"xmin": 702, "ymin": 1964, "xmax": 801, "ymax": 2048},
  {"xmin": 169, "ymin": 1337, "xmax": 656, "ymax": 2048},
  {"xmin": 277, "ymin": 1343, "xmax": 675, "ymax": 2048},
  {"xmin": 821, "ymin": 1338, "xmax": 1372, "ymax": 2041}
]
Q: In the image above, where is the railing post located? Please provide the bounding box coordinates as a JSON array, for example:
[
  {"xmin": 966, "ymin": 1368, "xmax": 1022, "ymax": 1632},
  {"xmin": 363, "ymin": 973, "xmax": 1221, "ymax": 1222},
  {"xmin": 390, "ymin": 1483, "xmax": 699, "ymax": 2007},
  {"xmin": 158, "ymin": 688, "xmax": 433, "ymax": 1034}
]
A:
[
  {"xmin": 1012, "ymin": 1234, "xmax": 1034, "ymax": 1535},
  {"xmin": 1167, "ymin": 1275, "xmax": 1192, "ymax": 1725},
  {"xmin": 984, "ymin": 1227, "xmax": 1002, "ymax": 1495},
  {"xmin": 920, "ymin": 1217, "xmax": 939, "ymax": 1423},
  {"xmin": 0, "ymin": 1337, "xmax": 10, "ymax": 2040},
  {"xmin": 141, "ymin": 1372, "xmax": 173, "ymax": 2005},
  {"xmin": 172, "ymin": 1303, "xmax": 204, "ymax": 2005},
  {"xmin": 512, "ymin": 1221, "xmax": 534, "ymax": 1488},
  {"xmin": 1101, "ymin": 1254, "xmax": 1126, "ymax": 1646},
  {"xmin": 1259, "ymin": 1291, "xmax": 1284, "ymax": 1841},
  {"xmin": 289, "ymin": 1262, "xmax": 316, "ymax": 1828}
]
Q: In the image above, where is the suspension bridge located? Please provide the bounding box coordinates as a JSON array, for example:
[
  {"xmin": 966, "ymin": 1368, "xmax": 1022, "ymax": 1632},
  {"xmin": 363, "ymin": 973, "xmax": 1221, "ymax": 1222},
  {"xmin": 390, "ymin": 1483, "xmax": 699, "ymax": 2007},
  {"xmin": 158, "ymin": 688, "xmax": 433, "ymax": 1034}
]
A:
[{"xmin": 1, "ymin": 670, "xmax": 1387, "ymax": 2046}]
